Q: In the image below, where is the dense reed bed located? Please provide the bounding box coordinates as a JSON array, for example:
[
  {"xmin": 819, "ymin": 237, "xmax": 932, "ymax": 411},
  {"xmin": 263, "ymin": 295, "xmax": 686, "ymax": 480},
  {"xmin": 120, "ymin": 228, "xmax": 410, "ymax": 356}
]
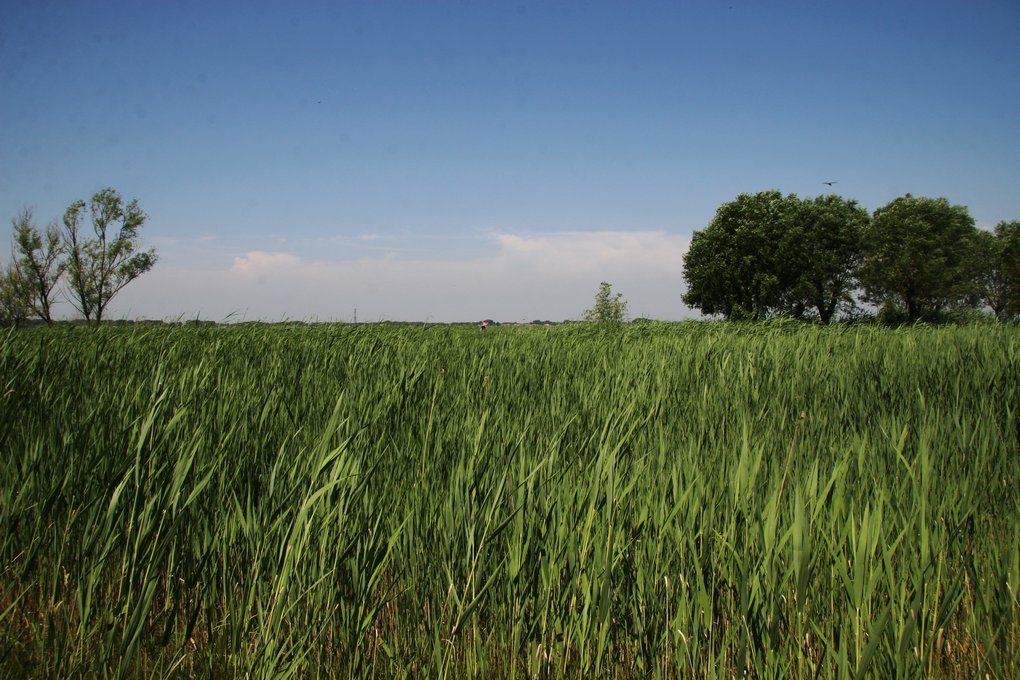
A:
[{"xmin": 0, "ymin": 321, "xmax": 1017, "ymax": 678}]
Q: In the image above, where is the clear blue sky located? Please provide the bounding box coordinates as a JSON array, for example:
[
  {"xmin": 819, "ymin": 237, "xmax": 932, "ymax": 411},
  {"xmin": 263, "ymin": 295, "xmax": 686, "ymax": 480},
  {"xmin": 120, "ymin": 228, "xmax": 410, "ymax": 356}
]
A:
[{"xmin": 3, "ymin": 0, "xmax": 1019, "ymax": 321}]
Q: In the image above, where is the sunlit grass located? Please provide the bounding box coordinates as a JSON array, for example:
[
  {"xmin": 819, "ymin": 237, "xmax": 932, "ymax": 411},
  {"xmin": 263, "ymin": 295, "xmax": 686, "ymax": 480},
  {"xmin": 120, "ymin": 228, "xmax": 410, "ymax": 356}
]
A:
[{"xmin": 0, "ymin": 321, "xmax": 1017, "ymax": 677}]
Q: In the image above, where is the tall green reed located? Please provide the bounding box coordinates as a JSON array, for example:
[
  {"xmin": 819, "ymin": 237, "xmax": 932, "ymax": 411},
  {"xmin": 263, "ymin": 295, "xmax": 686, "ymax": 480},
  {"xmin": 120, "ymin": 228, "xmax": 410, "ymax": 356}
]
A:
[{"xmin": 0, "ymin": 321, "xmax": 1016, "ymax": 677}]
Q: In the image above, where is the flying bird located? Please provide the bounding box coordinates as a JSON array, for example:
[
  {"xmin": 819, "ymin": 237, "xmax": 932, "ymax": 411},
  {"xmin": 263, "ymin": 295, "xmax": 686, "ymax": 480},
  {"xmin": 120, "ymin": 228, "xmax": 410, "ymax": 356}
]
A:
[{"xmin": 822, "ymin": 181, "xmax": 837, "ymax": 186}]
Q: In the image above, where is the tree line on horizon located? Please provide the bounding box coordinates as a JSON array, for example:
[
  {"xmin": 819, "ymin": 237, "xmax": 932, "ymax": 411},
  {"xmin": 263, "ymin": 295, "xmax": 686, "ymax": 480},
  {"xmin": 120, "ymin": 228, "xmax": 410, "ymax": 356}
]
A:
[
  {"xmin": 0, "ymin": 188, "xmax": 157, "ymax": 327},
  {"xmin": 4, "ymin": 187, "xmax": 1019, "ymax": 327},
  {"xmin": 682, "ymin": 191, "xmax": 1020, "ymax": 323}
]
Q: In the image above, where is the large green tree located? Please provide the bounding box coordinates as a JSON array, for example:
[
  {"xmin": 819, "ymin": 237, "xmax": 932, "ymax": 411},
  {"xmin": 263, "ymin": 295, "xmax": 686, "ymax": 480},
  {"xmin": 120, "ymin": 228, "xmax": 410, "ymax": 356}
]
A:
[
  {"xmin": 859, "ymin": 195, "xmax": 978, "ymax": 321},
  {"xmin": 11, "ymin": 207, "xmax": 66, "ymax": 324},
  {"xmin": 682, "ymin": 191, "xmax": 864, "ymax": 322},
  {"xmin": 682, "ymin": 191, "xmax": 803, "ymax": 320},
  {"xmin": 974, "ymin": 220, "xmax": 1020, "ymax": 320},
  {"xmin": 785, "ymin": 195, "xmax": 868, "ymax": 324},
  {"xmin": 63, "ymin": 188, "xmax": 157, "ymax": 322}
]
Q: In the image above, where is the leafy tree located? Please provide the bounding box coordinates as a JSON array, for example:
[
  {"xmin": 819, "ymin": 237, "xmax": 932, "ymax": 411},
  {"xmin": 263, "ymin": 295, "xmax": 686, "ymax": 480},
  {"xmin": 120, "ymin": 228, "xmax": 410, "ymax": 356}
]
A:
[
  {"xmin": 683, "ymin": 191, "xmax": 863, "ymax": 322},
  {"xmin": 859, "ymin": 195, "xmax": 978, "ymax": 321},
  {"xmin": 683, "ymin": 191, "xmax": 802, "ymax": 320},
  {"xmin": 584, "ymin": 281, "xmax": 628, "ymax": 323},
  {"xmin": 785, "ymin": 195, "xmax": 868, "ymax": 324},
  {"xmin": 0, "ymin": 262, "xmax": 31, "ymax": 327},
  {"xmin": 11, "ymin": 207, "xmax": 66, "ymax": 323},
  {"xmin": 63, "ymin": 188, "xmax": 157, "ymax": 322},
  {"xmin": 974, "ymin": 220, "xmax": 1020, "ymax": 319}
]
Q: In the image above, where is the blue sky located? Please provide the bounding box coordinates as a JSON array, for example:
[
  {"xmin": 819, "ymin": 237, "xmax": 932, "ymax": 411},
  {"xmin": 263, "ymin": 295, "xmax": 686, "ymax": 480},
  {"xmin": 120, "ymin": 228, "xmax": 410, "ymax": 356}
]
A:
[{"xmin": 2, "ymin": 0, "xmax": 1019, "ymax": 321}]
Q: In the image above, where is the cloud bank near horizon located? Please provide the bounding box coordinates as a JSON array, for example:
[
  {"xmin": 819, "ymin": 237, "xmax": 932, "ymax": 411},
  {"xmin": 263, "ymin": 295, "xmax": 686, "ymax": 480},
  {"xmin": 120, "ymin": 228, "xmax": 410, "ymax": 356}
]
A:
[{"xmin": 107, "ymin": 230, "xmax": 694, "ymax": 322}]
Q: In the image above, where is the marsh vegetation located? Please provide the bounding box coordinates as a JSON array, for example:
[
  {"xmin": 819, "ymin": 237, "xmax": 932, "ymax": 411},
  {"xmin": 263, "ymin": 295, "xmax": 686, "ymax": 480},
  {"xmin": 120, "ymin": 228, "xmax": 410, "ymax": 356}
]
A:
[{"xmin": 0, "ymin": 322, "xmax": 1017, "ymax": 677}]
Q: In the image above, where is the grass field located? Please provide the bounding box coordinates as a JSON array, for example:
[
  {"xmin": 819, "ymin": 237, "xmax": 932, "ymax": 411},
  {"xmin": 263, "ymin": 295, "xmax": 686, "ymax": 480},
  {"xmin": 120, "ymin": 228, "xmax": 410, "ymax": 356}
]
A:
[{"xmin": 0, "ymin": 321, "xmax": 1017, "ymax": 678}]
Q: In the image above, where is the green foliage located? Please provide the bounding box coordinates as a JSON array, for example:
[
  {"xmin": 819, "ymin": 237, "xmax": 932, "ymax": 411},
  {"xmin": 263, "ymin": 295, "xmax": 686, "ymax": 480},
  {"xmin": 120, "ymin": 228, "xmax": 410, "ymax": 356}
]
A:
[
  {"xmin": 859, "ymin": 194, "xmax": 979, "ymax": 321},
  {"xmin": 0, "ymin": 323, "xmax": 1017, "ymax": 678},
  {"xmin": 682, "ymin": 191, "xmax": 865, "ymax": 322},
  {"xmin": 974, "ymin": 220, "xmax": 1020, "ymax": 320},
  {"xmin": 3, "ymin": 189, "xmax": 157, "ymax": 324},
  {"xmin": 583, "ymin": 280, "xmax": 628, "ymax": 322},
  {"xmin": 682, "ymin": 191, "xmax": 798, "ymax": 320},
  {"xmin": 0, "ymin": 262, "xmax": 31, "ymax": 327},
  {"xmin": 787, "ymin": 195, "xmax": 868, "ymax": 323},
  {"xmin": 11, "ymin": 207, "xmax": 66, "ymax": 324},
  {"xmin": 62, "ymin": 188, "xmax": 157, "ymax": 322}
]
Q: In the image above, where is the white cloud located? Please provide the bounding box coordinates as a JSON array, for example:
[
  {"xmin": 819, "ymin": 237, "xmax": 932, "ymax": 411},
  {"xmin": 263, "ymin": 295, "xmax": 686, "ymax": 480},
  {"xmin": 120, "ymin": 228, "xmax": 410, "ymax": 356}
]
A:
[
  {"xmin": 230, "ymin": 251, "xmax": 301, "ymax": 275},
  {"xmin": 106, "ymin": 230, "xmax": 695, "ymax": 322}
]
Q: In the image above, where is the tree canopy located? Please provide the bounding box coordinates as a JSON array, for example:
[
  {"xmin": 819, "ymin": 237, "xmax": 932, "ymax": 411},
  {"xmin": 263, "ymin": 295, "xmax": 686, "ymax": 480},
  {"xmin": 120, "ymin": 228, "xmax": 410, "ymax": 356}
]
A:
[
  {"xmin": 0, "ymin": 262, "xmax": 30, "ymax": 327},
  {"xmin": 682, "ymin": 191, "xmax": 865, "ymax": 322},
  {"xmin": 682, "ymin": 191, "xmax": 796, "ymax": 320},
  {"xmin": 63, "ymin": 188, "xmax": 158, "ymax": 323},
  {"xmin": 788, "ymin": 195, "xmax": 868, "ymax": 323},
  {"xmin": 974, "ymin": 220, "xmax": 1020, "ymax": 320},
  {"xmin": 2, "ymin": 187, "xmax": 157, "ymax": 325},
  {"xmin": 12, "ymin": 207, "xmax": 65, "ymax": 323},
  {"xmin": 859, "ymin": 195, "xmax": 977, "ymax": 321},
  {"xmin": 682, "ymin": 191, "xmax": 1018, "ymax": 324}
]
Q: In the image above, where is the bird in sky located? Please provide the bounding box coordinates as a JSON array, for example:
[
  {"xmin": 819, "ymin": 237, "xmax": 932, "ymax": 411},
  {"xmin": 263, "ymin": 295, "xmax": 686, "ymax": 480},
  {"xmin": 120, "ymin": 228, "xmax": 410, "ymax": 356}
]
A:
[{"xmin": 822, "ymin": 181, "xmax": 837, "ymax": 186}]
